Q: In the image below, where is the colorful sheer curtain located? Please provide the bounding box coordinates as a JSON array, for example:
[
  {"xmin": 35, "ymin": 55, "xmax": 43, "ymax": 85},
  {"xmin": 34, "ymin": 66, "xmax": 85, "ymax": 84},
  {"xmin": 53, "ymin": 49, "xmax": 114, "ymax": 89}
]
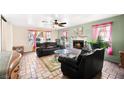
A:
[
  {"xmin": 46, "ymin": 31, "xmax": 52, "ymax": 41},
  {"xmin": 63, "ymin": 31, "xmax": 68, "ymax": 39},
  {"xmin": 33, "ymin": 32, "xmax": 37, "ymax": 50},
  {"xmin": 28, "ymin": 30, "xmax": 37, "ymax": 51},
  {"xmin": 92, "ymin": 22, "xmax": 113, "ymax": 56}
]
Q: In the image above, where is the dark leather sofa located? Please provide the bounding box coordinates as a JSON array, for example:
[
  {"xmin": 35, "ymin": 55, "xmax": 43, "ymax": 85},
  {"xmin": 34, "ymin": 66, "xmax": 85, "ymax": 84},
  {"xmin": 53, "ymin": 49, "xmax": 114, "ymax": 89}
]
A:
[
  {"xmin": 58, "ymin": 48, "xmax": 105, "ymax": 79},
  {"xmin": 36, "ymin": 42, "xmax": 65, "ymax": 57}
]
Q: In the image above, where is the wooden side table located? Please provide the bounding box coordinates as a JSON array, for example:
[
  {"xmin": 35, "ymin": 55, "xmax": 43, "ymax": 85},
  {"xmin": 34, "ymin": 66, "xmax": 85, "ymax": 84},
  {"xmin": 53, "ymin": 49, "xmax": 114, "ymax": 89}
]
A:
[
  {"xmin": 12, "ymin": 46, "xmax": 24, "ymax": 55},
  {"xmin": 119, "ymin": 51, "xmax": 124, "ymax": 68}
]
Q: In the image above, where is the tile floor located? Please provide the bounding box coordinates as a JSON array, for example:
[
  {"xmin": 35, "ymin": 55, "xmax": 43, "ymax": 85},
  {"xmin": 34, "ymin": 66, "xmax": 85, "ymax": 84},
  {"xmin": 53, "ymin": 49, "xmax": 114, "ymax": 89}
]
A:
[{"xmin": 19, "ymin": 52, "xmax": 124, "ymax": 79}]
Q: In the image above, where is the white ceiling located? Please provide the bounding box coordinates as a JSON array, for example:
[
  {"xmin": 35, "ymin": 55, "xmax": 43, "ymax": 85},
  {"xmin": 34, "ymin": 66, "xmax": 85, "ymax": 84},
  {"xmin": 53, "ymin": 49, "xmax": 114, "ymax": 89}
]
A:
[{"xmin": 4, "ymin": 14, "xmax": 119, "ymax": 30}]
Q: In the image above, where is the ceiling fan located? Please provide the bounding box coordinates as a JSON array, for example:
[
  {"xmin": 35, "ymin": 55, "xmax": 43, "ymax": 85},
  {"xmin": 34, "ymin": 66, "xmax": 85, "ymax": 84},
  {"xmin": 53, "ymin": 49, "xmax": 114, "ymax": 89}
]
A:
[
  {"xmin": 53, "ymin": 20, "xmax": 67, "ymax": 27},
  {"xmin": 41, "ymin": 19, "xmax": 67, "ymax": 28}
]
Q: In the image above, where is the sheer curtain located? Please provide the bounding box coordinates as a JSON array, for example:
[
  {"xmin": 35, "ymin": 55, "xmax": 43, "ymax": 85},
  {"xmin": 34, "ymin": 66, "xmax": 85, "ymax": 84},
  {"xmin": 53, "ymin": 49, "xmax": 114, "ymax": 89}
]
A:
[{"xmin": 92, "ymin": 22, "xmax": 113, "ymax": 55}]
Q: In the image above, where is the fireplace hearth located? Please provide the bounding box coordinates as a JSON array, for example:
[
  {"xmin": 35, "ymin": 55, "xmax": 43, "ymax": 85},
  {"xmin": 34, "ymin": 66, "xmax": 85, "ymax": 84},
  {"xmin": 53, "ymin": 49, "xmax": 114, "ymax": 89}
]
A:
[{"xmin": 73, "ymin": 40, "xmax": 84, "ymax": 49}]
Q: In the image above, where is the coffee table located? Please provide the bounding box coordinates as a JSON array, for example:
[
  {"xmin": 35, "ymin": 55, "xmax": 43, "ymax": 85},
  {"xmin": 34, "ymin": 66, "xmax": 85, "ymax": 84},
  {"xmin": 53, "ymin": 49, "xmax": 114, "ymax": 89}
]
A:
[
  {"xmin": 54, "ymin": 49, "xmax": 71, "ymax": 61},
  {"xmin": 54, "ymin": 49, "xmax": 71, "ymax": 56},
  {"xmin": 54, "ymin": 49, "xmax": 79, "ymax": 61}
]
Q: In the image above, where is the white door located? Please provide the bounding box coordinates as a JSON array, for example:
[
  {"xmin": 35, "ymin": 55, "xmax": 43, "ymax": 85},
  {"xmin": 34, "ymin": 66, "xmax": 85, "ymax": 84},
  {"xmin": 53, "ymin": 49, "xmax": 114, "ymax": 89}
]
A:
[{"xmin": 0, "ymin": 18, "xmax": 1, "ymax": 52}]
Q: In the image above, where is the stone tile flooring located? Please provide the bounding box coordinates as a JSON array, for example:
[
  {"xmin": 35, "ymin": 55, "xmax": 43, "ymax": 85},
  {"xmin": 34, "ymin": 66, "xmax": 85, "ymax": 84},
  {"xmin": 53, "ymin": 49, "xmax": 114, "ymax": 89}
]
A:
[{"xmin": 19, "ymin": 52, "xmax": 124, "ymax": 79}]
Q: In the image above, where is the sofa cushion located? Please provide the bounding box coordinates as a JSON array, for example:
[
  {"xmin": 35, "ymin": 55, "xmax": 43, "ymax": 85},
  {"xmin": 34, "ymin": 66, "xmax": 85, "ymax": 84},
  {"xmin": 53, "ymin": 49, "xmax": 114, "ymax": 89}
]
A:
[
  {"xmin": 47, "ymin": 46, "xmax": 55, "ymax": 48},
  {"xmin": 36, "ymin": 42, "xmax": 65, "ymax": 57}
]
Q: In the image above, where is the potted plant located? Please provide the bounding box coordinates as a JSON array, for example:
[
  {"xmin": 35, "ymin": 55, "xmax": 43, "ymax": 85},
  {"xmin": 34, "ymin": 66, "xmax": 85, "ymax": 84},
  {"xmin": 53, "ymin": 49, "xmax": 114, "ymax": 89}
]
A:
[{"xmin": 88, "ymin": 35, "xmax": 110, "ymax": 49}]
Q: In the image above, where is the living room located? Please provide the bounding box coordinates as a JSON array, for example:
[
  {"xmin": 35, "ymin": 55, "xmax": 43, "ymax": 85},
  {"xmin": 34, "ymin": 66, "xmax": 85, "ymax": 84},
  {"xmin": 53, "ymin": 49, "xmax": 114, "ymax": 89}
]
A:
[
  {"xmin": 1, "ymin": 0, "xmax": 124, "ymax": 93},
  {"xmin": 1, "ymin": 14, "xmax": 124, "ymax": 79}
]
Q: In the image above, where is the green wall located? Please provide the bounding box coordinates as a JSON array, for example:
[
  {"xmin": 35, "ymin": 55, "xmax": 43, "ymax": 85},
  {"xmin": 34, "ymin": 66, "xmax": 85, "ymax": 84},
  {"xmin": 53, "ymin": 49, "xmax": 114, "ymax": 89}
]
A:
[
  {"xmin": 83, "ymin": 14, "xmax": 124, "ymax": 63},
  {"xmin": 58, "ymin": 14, "xmax": 124, "ymax": 63}
]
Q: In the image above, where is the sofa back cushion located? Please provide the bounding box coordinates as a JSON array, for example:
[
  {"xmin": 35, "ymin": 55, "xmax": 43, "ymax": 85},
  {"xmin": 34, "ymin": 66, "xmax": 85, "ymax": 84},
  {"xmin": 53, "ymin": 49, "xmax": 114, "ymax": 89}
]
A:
[
  {"xmin": 39, "ymin": 42, "xmax": 57, "ymax": 48},
  {"xmin": 46, "ymin": 42, "xmax": 57, "ymax": 48}
]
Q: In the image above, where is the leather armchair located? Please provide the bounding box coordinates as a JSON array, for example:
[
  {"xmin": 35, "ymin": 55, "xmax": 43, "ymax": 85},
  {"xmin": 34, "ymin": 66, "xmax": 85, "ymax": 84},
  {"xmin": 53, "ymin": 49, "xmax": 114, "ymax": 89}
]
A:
[{"xmin": 58, "ymin": 48, "xmax": 105, "ymax": 79}]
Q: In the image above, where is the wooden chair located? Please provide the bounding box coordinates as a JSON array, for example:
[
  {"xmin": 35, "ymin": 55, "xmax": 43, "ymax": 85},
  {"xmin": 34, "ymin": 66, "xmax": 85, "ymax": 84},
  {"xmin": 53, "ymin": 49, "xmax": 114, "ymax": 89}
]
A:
[
  {"xmin": 12, "ymin": 46, "xmax": 24, "ymax": 55},
  {"xmin": 8, "ymin": 51, "xmax": 22, "ymax": 79},
  {"xmin": 119, "ymin": 51, "xmax": 124, "ymax": 68}
]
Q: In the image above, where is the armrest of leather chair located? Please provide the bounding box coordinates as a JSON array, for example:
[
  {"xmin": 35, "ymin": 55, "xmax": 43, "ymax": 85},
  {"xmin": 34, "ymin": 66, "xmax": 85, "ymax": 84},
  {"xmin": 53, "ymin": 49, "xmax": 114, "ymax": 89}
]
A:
[
  {"xmin": 9, "ymin": 51, "xmax": 22, "ymax": 79},
  {"xmin": 58, "ymin": 56, "xmax": 78, "ymax": 69}
]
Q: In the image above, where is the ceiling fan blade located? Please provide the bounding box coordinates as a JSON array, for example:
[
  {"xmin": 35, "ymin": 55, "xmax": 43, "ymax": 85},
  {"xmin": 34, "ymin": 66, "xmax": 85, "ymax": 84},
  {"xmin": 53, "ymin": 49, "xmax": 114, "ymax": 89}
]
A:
[
  {"xmin": 58, "ymin": 24, "xmax": 65, "ymax": 27},
  {"xmin": 60, "ymin": 22, "xmax": 67, "ymax": 24},
  {"xmin": 42, "ymin": 20, "xmax": 48, "ymax": 23}
]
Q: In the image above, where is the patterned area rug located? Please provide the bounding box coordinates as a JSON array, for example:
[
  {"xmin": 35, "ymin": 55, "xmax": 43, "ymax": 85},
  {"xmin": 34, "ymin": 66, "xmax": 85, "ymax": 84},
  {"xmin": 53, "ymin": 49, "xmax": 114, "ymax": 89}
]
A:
[{"xmin": 40, "ymin": 55, "xmax": 61, "ymax": 72}]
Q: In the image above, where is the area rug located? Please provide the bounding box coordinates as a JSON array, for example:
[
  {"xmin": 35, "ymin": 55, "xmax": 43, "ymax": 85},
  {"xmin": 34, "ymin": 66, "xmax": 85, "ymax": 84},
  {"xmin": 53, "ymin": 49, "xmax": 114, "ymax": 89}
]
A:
[{"xmin": 40, "ymin": 55, "xmax": 60, "ymax": 72}]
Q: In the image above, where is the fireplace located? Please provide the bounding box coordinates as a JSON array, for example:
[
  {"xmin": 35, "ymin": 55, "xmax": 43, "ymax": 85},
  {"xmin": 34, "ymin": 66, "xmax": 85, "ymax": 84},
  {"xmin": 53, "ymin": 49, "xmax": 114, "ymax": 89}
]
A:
[{"xmin": 73, "ymin": 40, "xmax": 84, "ymax": 49}]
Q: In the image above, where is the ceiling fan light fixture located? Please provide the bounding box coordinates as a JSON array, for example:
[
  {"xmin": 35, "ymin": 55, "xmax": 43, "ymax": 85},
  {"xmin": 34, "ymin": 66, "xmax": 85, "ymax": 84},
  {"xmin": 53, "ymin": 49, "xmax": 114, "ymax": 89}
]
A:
[{"xmin": 53, "ymin": 24, "xmax": 59, "ymax": 28}]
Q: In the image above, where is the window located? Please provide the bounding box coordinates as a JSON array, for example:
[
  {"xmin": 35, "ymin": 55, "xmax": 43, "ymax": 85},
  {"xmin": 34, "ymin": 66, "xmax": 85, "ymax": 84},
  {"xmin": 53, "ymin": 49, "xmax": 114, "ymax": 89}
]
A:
[
  {"xmin": 46, "ymin": 31, "xmax": 52, "ymax": 42},
  {"xmin": 92, "ymin": 22, "xmax": 112, "ymax": 42},
  {"xmin": 35, "ymin": 31, "xmax": 52, "ymax": 42},
  {"xmin": 92, "ymin": 22, "xmax": 113, "ymax": 55},
  {"xmin": 96, "ymin": 25, "xmax": 111, "ymax": 42},
  {"xmin": 62, "ymin": 31, "xmax": 67, "ymax": 39}
]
